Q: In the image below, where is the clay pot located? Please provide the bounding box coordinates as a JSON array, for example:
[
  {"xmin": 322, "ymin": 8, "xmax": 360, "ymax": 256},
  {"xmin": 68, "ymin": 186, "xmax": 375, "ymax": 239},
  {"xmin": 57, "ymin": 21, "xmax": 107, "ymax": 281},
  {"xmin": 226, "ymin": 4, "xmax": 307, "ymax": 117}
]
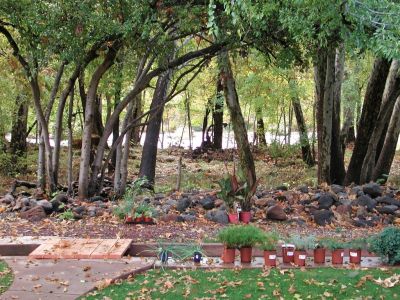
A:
[
  {"xmin": 294, "ymin": 250, "xmax": 307, "ymax": 266},
  {"xmin": 222, "ymin": 247, "xmax": 235, "ymax": 264},
  {"xmin": 125, "ymin": 216, "xmax": 134, "ymax": 224},
  {"xmin": 228, "ymin": 213, "xmax": 239, "ymax": 224},
  {"xmin": 134, "ymin": 216, "xmax": 144, "ymax": 223},
  {"xmin": 314, "ymin": 248, "xmax": 326, "ymax": 264},
  {"xmin": 143, "ymin": 216, "xmax": 153, "ymax": 223},
  {"xmin": 349, "ymin": 249, "xmax": 362, "ymax": 264},
  {"xmin": 263, "ymin": 250, "xmax": 277, "ymax": 267},
  {"xmin": 282, "ymin": 244, "xmax": 295, "ymax": 263},
  {"xmin": 240, "ymin": 247, "xmax": 252, "ymax": 263},
  {"xmin": 331, "ymin": 249, "xmax": 344, "ymax": 265},
  {"xmin": 239, "ymin": 211, "xmax": 252, "ymax": 224}
]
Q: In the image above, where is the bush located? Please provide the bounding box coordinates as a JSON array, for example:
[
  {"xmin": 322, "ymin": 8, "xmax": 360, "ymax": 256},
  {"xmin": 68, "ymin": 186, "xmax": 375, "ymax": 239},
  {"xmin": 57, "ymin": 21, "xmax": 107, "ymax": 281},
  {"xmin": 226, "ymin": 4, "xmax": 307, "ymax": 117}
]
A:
[
  {"xmin": 0, "ymin": 152, "xmax": 27, "ymax": 176},
  {"xmin": 260, "ymin": 231, "xmax": 280, "ymax": 251},
  {"xmin": 369, "ymin": 227, "xmax": 400, "ymax": 265},
  {"xmin": 290, "ymin": 235, "xmax": 315, "ymax": 251},
  {"xmin": 217, "ymin": 225, "xmax": 264, "ymax": 248},
  {"xmin": 321, "ymin": 238, "xmax": 346, "ymax": 250}
]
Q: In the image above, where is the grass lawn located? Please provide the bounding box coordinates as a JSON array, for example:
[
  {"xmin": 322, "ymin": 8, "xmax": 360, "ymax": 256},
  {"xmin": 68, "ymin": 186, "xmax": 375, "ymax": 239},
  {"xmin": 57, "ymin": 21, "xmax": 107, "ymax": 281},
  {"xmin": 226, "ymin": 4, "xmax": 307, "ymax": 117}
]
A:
[
  {"xmin": 0, "ymin": 260, "xmax": 12, "ymax": 295},
  {"xmin": 83, "ymin": 267, "xmax": 400, "ymax": 299}
]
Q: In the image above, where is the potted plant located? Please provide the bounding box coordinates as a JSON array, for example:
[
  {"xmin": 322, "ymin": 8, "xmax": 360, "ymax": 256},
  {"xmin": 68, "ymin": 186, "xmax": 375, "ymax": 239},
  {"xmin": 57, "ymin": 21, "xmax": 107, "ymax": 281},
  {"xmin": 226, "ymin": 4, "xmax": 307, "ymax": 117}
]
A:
[
  {"xmin": 313, "ymin": 238, "xmax": 327, "ymax": 264},
  {"xmin": 369, "ymin": 227, "xmax": 400, "ymax": 265},
  {"xmin": 143, "ymin": 207, "xmax": 155, "ymax": 223},
  {"xmin": 348, "ymin": 238, "xmax": 366, "ymax": 264},
  {"xmin": 281, "ymin": 237, "xmax": 295, "ymax": 264},
  {"xmin": 291, "ymin": 235, "xmax": 315, "ymax": 266},
  {"xmin": 217, "ymin": 226, "xmax": 238, "ymax": 263},
  {"xmin": 261, "ymin": 231, "xmax": 279, "ymax": 267},
  {"xmin": 234, "ymin": 225, "xmax": 265, "ymax": 263},
  {"xmin": 324, "ymin": 238, "xmax": 346, "ymax": 265},
  {"xmin": 217, "ymin": 176, "xmax": 239, "ymax": 224}
]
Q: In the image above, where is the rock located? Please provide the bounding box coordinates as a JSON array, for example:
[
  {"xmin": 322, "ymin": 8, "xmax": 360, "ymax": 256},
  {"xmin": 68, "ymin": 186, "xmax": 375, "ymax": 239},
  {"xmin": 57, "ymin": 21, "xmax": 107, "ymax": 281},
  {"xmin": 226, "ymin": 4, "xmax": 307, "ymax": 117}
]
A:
[
  {"xmin": 21, "ymin": 197, "xmax": 30, "ymax": 206},
  {"xmin": 313, "ymin": 210, "xmax": 334, "ymax": 226},
  {"xmin": 318, "ymin": 193, "xmax": 337, "ymax": 209},
  {"xmin": 336, "ymin": 204, "xmax": 352, "ymax": 215},
  {"xmin": 356, "ymin": 206, "xmax": 368, "ymax": 218},
  {"xmin": 93, "ymin": 201, "xmax": 107, "ymax": 208},
  {"xmin": 37, "ymin": 200, "xmax": 53, "ymax": 214},
  {"xmin": 87, "ymin": 206, "xmax": 98, "ymax": 217},
  {"xmin": 29, "ymin": 199, "xmax": 38, "ymax": 207},
  {"xmin": 331, "ymin": 184, "xmax": 345, "ymax": 194},
  {"xmin": 73, "ymin": 206, "xmax": 86, "ymax": 215},
  {"xmin": 266, "ymin": 205, "xmax": 287, "ymax": 221},
  {"xmin": 52, "ymin": 193, "xmax": 69, "ymax": 204},
  {"xmin": 165, "ymin": 199, "xmax": 177, "ymax": 207},
  {"xmin": 0, "ymin": 194, "xmax": 14, "ymax": 205},
  {"xmin": 12, "ymin": 198, "xmax": 23, "ymax": 211},
  {"xmin": 33, "ymin": 189, "xmax": 46, "ymax": 200},
  {"xmin": 161, "ymin": 204, "xmax": 172, "ymax": 214},
  {"xmin": 154, "ymin": 193, "xmax": 165, "ymax": 201},
  {"xmin": 254, "ymin": 198, "xmax": 269, "ymax": 207},
  {"xmin": 88, "ymin": 196, "xmax": 106, "ymax": 203},
  {"xmin": 205, "ymin": 209, "xmax": 229, "ymax": 224},
  {"xmin": 200, "ymin": 197, "xmax": 215, "ymax": 210},
  {"xmin": 51, "ymin": 198, "xmax": 65, "ymax": 213},
  {"xmin": 160, "ymin": 213, "xmax": 180, "ymax": 222},
  {"xmin": 20, "ymin": 206, "xmax": 47, "ymax": 221},
  {"xmin": 350, "ymin": 186, "xmax": 363, "ymax": 196},
  {"xmin": 214, "ymin": 199, "xmax": 224, "ymax": 207},
  {"xmin": 289, "ymin": 217, "xmax": 307, "ymax": 226},
  {"xmin": 178, "ymin": 214, "xmax": 197, "ymax": 222},
  {"xmin": 276, "ymin": 185, "xmax": 288, "ymax": 191},
  {"xmin": 298, "ymin": 185, "xmax": 309, "ymax": 193},
  {"xmin": 377, "ymin": 205, "xmax": 398, "ymax": 215},
  {"xmin": 363, "ymin": 183, "xmax": 382, "ymax": 198},
  {"xmin": 376, "ymin": 196, "xmax": 400, "ymax": 207},
  {"xmin": 177, "ymin": 198, "xmax": 191, "ymax": 212},
  {"xmin": 266, "ymin": 199, "xmax": 277, "ymax": 207},
  {"xmin": 339, "ymin": 198, "xmax": 351, "ymax": 206},
  {"xmin": 353, "ymin": 219, "xmax": 375, "ymax": 227},
  {"xmin": 353, "ymin": 195, "xmax": 376, "ymax": 211}
]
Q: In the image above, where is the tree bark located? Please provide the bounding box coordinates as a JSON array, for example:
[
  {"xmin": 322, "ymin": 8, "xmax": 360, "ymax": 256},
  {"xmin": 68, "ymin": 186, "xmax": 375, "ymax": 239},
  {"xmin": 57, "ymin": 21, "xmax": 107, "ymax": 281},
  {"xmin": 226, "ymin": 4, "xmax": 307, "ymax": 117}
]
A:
[
  {"xmin": 219, "ymin": 50, "xmax": 256, "ymax": 199},
  {"xmin": 10, "ymin": 94, "xmax": 28, "ymax": 156},
  {"xmin": 213, "ymin": 74, "xmax": 224, "ymax": 149},
  {"xmin": 330, "ymin": 45, "xmax": 346, "ymax": 184},
  {"xmin": 67, "ymin": 87, "xmax": 74, "ymax": 196},
  {"xmin": 138, "ymin": 69, "xmax": 173, "ymax": 184},
  {"xmin": 345, "ymin": 58, "xmax": 391, "ymax": 185},
  {"xmin": 373, "ymin": 96, "xmax": 400, "ymax": 181},
  {"xmin": 360, "ymin": 60, "xmax": 400, "ymax": 183},
  {"xmin": 78, "ymin": 43, "xmax": 120, "ymax": 199}
]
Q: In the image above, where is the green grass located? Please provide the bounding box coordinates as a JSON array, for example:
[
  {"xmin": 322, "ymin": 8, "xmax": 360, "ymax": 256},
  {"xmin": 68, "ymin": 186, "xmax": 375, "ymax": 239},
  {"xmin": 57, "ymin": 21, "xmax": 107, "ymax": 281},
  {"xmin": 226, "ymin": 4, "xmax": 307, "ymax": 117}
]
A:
[
  {"xmin": 0, "ymin": 260, "xmax": 12, "ymax": 295},
  {"xmin": 82, "ymin": 268, "xmax": 400, "ymax": 299}
]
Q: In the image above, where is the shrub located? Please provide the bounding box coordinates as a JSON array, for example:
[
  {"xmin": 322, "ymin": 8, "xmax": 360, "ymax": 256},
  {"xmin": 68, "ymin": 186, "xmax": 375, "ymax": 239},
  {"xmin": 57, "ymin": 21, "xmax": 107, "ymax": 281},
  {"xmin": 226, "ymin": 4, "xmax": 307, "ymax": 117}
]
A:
[
  {"xmin": 260, "ymin": 231, "xmax": 280, "ymax": 251},
  {"xmin": 322, "ymin": 238, "xmax": 346, "ymax": 250},
  {"xmin": 290, "ymin": 235, "xmax": 315, "ymax": 251},
  {"xmin": 348, "ymin": 238, "xmax": 367, "ymax": 250},
  {"xmin": 217, "ymin": 225, "xmax": 264, "ymax": 248},
  {"xmin": 369, "ymin": 227, "xmax": 400, "ymax": 265}
]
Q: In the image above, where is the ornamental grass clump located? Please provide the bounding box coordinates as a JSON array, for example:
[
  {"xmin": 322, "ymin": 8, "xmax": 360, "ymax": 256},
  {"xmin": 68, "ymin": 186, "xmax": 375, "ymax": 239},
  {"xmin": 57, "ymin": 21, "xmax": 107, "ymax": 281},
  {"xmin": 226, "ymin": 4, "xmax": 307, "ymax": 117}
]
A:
[{"xmin": 369, "ymin": 227, "xmax": 400, "ymax": 265}]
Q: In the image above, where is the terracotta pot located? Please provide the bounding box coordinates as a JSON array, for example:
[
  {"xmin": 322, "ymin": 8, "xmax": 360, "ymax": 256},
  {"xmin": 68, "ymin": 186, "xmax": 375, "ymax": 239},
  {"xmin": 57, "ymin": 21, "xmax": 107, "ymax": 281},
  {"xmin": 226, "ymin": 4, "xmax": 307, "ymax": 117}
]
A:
[
  {"xmin": 239, "ymin": 211, "xmax": 252, "ymax": 224},
  {"xmin": 221, "ymin": 247, "xmax": 235, "ymax": 264},
  {"xmin": 134, "ymin": 216, "xmax": 144, "ymax": 223},
  {"xmin": 228, "ymin": 213, "xmax": 239, "ymax": 224},
  {"xmin": 331, "ymin": 249, "xmax": 344, "ymax": 265},
  {"xmin": 125, "ymin": 216, "xmax": 134, "ymax": 223},
  {"xmin": 294, "ymin": 250, "xmax": 307, "ymax": 266},
  {"xmin": 263, "ymin": 250, "xmax": 277, "ymax": 267},
  {"xmin": 240, "ymin": 247, "xmax": 252, "ymax": 263},
  {"xmin": 314, "ymin": 248, "xmax": 326, "ymax": 264},
  {"xmin": 282, "ymin": 244, "xmax": 295, "ymax": 263},
  {"xmin": 143, "ymin": 216, "xmax": 153, "ymax": 223},
  {"xmin": 349, "ymin": 249, "xmax": 362, "ymax": 264}
]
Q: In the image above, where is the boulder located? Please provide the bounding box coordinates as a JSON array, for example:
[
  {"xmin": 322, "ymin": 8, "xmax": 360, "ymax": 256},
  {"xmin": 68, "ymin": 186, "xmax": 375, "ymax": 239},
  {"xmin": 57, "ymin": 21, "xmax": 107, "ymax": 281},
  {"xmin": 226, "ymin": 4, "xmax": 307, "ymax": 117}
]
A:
[
  {"xmin": 165, "ymin": 199, "xmax": 177, "ymax": 207},
  {"xmin": 313, "ymin": 209, "xmax": 334, "ymax": 226},
  {"xmin": 214, "ymin": 199, "xmax": 224, "ymax": 207},
  {"xmin": 353, "ymin": 195, "xmax": 376, "ymax": 211},
  {"xmin": 298, "ymin": 185, "xmax": 309, "ymax": 193},
  {"xmin": 331, "ymin": 184, "xmax": 345, "ymax": 194},
  {"xmin": 87, "ymin": 206, "xmax": 98, "ymax": 217},
  {"xmin": 20, "ymin": 206, "xmax": 47, "ymax": 221},
  {"xmin": 254, "ymin": 198, "xmax": 269, "ymax": 207},
  {"xmin": 377, "ymin": 205, "xmax": 398, "ymax": 215},
  {"xmin": 177, "ymin": 198, "xmax": 191, "ymax": 212},
  {"xmin": 160, "ymin": 214, "xmax": 180, "ymax": 222},
  {"xmin": 376, "ymin": 196, "xmax": 400, "ymax": 207},
  {"xmin": 200, "ymin": 197, "xmax": 215, "ymax": 210},
  {"xmin": 37, "ymin": 200, "xmax": 53, "ymax": 214},
  {"xmin": 336, "ymin": 204, "xmax": 352, "ymax": 215},
  {"xmin": 178, "ymin": 214, "xmax": 197, "ymax": 222},
  {"xmin": 266, "ymin": 205, "xmax": 287, "ymax": 221},
  {"xmin": 88, "ymin": 195, "xmax": 106, "ymax": 203},
  {"xmin": 52, "ymin": 193, "xmax": 69, "ymax": 204},
  {"xmin": 353, "ymin": 219, "xmax": 375, "ymax": 227},
  {"xmin": 0, "ymin": 194, "xmax": 14, "ymax": 205},
  {"xmin": 205, "ymin": 209, "xmax": 229, "ymax": 224},
  {"xmin": 362, "ymin": 183, "xmax": 382, "ymax": 198},
  {"xmin": 318, "ymin": 193, "xmax": 336, "ymax": 209}
]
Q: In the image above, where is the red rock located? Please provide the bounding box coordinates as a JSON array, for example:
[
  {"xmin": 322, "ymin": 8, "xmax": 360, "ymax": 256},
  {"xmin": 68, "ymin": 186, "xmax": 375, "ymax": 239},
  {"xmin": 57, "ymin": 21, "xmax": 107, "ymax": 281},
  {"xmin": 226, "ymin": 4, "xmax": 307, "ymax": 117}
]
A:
[
  {"xmin": 266, "ymin": 205, "xmax": 287, "ymax": 221},
  {"xmin": 160, "ymin": 214, "xmax": 179, "ymax": 222},
  {"xmin": 254, "ymin": 198, "xmax": 269, "ymax": 207},
  {"xmin": 336, "ymin": 204, "xmax": 352, "ymax": 215},
  {"xmin": 20, "ymin": 206, "xmax": 47, "ymax": 221}
]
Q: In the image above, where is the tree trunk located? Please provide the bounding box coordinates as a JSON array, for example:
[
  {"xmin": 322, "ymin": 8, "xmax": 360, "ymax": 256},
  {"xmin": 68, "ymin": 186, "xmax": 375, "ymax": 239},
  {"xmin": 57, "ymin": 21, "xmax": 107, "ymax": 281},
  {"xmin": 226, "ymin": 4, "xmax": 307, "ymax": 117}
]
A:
[
  {"xmin": 201, "ymin": 100, "xmax": 211, "ymax": 147},
  {"xmin": 291, "ymin": 96, "xmax": 314, "ymax": 166},
  {"xmin": 373, "ymin": 96, "xmax": 400, "ymax": 181},
  {"xmin": 138, "ymin": 69, "xmax": 173, "ymax": 184},
  {"xmin": 256, "ymin": 108, "xmax": 267, "ymax": 146},
  {"xmin": 219, "ymin": 50, "xmax": 256, "ymax": 197},
  {"xmin": 131, "ymin": 93, "xmax": 142, "ymax": 145},
  {"xmin": 67, "ymin": 87, "xmax": 74, "ymax": 196},
  {"xmin": 360, "ymin": 60, "xmax": 400, "ymax": 183},
  {"xmin": 345, "ymin": 58, "xmax": 391, "ymax": 185},
  {"xmin": 78, "ymin": 44, "xmax": 119, "ymax": 200},
  {"xmin": 340, "ymin": 107, "xmax": 355, "ymax": 154},
  {"xmin": 213, "ymin": 74, "xmax": 224, "ymax": 149},
  {"xmin": 330, "ymin": 45, "xmax": 346, "ymax": 185},
  {"xmin": 10, "ymin": 94, "xmax": 28, "ymax": 156}
]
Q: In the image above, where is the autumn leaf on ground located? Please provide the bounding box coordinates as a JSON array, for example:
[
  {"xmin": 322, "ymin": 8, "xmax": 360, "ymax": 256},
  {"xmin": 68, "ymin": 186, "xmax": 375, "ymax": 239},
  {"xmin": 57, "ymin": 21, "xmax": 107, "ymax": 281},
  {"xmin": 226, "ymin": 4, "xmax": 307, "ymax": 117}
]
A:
[
  {"xmin": 244, "ymin": 294, "xmax": 252, "ymax": 299},
  {"xmin": 95, "ymin": 278, "xmax": 112, "ymax": 290},
  {"xmin": 355, "ymin": 275, "xmax": 374, "ymax": 288},
  {"xmin": 373, "ymin": 274, "xmax": 400, "ymax": 288},
  {"xmin": 288, "ymin": 284, "xmax": 296, "ymax": 294}
]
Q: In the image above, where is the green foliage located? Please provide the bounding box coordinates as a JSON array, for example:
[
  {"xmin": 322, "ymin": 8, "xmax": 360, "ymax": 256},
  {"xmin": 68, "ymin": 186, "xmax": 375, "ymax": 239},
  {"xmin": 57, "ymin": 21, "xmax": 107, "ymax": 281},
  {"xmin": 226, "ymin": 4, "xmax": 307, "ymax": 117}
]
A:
[
  {"xmin": 0, "ymin": 152, "xmax": 27, "ymax": 176},
  {"xmin": 217, "ymin": 225, "xmax": 264, "ymax": 248},
  {"xmin": 348, "ymin": 238, "xmax": 367, "ymax": 250},
  {"xmin": 260, "ymin": 231, "xmax": 280, "ymax": 251},
  {"xmin": 369, "ymin": 227, "xmax": 400, "ymax": 265},
  {"xmin": 58, "ymin": 209, "xmax": 74, "ymax": 220},
  {"xmin": 321, "ymin": 238, "xmax": 346, "ymax": 250},
  {"xmin": 290, "ymin": 235, "xmax": 315, "ymax": 251},
  {"xmin": 0, "ymin": 260, "xmax": 13, "ymax": 294}
]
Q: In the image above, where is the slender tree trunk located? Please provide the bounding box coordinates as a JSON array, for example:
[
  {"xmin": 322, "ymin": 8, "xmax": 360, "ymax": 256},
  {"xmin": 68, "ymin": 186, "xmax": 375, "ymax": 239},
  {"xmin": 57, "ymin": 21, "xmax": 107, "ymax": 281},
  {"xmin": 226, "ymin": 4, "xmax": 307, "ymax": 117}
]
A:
[
  {"xmin": 201, "ymin": 100, "xmax": 211, "ymax": 146},
  {"xmin": 185, "ymin": 92, "xmax": 193, "ymax": 150},
  {"xmin": 78, "ymin": 44, "xmax": 119, "ymax": 199},
  {"xmin": 10, "ymin": 94, "xmax": 28, "ymax": 156},
  {"xmin": 131, "ymin": 93, "xmax": 142, "ymax": 145},
  {"xmin": 360, "ymin": 60, "xmax": 400, "ymax": 183},
  {"xmin": 341, "ymin": 107, "xmax": 355, "ymax": 154},
  {"xmin": 345, "ymin": 58, "xmax": 391, "ymax": 185},
  {"xmin": 213, "ymin": 74, "xmax": 224, "ymax": 149},
  {"xmin": 219, "ymin": 50, "xmax": 256, "ymax": 198},
  {"xmin": 373, "ymin": 96, "xmax": 400, "ymax": 181},
  {"xmin": 138, "ymin": 70, "xmax": 173, "ymax": 184},
  {"xmin": 256, "ymin": 108, "xmax": 267, "ymax": 146},
  {"xmin": 37, "ymin": 127, "xmax": 46, "ymax": 190},
  {"xmin": 67, "ymin": 88, "xmax": 74, "ymax": 196},
  {"xmin": 288, "ymin": 104, "xmax": 293, "ymax": 145},
  {"xmin": 330, "ymin": 45, "xmax": 346, "ymax": 184}
]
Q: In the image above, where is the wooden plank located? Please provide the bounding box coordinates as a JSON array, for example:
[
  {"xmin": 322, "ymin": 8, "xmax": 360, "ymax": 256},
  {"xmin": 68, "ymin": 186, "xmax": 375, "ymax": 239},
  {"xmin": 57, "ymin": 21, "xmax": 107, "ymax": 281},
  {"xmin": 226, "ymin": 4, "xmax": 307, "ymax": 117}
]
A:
[
  {"xmin": 106, "ymin": 239, "xmax": 132, "ymax": 259},
  {"xmin": 29, "ymin": 238, "xmax": 61, "ymax": 259},
  {"xmin": 73, "ymin": 239, "xmax": 104, "ymax": 259},
  {"xmin": 90, "ymin": 239, "xmax": 118, "ymax": 259}
]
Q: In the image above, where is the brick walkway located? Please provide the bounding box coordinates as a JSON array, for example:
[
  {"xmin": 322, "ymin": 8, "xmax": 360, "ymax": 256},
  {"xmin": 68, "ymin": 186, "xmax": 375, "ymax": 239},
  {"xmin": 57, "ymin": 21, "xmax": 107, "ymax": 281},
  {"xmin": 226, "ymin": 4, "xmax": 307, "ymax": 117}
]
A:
[{"xmin": 0, "ymin": 257, "xmax": 153, "ymax": 300}]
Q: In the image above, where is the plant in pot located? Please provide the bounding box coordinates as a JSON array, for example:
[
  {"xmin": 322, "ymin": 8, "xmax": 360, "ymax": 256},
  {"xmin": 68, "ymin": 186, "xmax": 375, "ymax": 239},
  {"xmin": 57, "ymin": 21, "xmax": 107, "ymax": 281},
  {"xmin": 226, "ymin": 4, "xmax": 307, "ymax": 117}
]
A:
[
  {"xmin": 291, "ymin": 235, "xmax": 315, "ymax": 267},
  {"xmin": 260, "ymin": 231, "xmax": 279, "ymax": 267},
  {"xmin": 313, "ymin": 238, "xmax": 327, "ymax": 264},
  {"xmin": 369, "ymin": 227, "xmax": 400, "ymax": 265},
  {"xmin": 217, "ymin": 226, "xmax": 239, "ymax": 263},
  {"xmin": 233, "ymin": 225, "xmax": 265, "ymax": 263},
  {"xmin": 281, "ymin": 237, "xmax": 295, "ymax": 264},
  {"xmin": 348, "ymin": 238, "xmax": 366, "ymax": 264},
  {"xmin": 324, "ymin": 238, "xmax": 346, "ymax": 265},
  {"xmin": 217, "ymin": 176, "xmax": 239, "ymax": 224}
]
